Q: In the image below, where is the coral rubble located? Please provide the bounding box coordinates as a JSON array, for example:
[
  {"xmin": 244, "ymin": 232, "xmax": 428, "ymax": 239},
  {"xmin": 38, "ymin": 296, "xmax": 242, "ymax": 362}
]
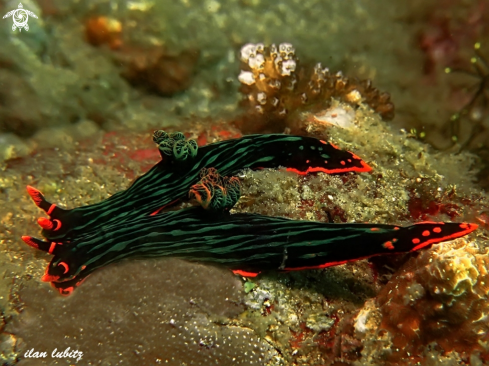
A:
[
  {"xmin": 355, "ymin": 238, "xmax": 489, "ymax": 365},
  {"xmin": 231, "ymin": 87, "xmax": 488, "ymax": 365},
  {"xmin": 380, "ymin": 238, "xmax": 489, "ymax": 355}
]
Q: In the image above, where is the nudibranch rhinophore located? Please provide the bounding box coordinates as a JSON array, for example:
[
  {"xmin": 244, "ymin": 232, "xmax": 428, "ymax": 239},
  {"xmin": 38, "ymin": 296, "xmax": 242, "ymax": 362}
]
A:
[{"xmin": 22, "ymin": 131, "xmax": 478, "ymax": 295}]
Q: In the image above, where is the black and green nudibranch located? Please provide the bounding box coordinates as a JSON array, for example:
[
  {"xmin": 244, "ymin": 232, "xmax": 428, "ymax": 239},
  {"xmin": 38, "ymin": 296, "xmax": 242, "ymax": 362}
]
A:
[
  {"xmin": 28, "ymin": 133, "xmax": 370, "ymax": 242},
  {"xmin": 22, "ymin": 131, "xmax": 478, "ymax": 295}
]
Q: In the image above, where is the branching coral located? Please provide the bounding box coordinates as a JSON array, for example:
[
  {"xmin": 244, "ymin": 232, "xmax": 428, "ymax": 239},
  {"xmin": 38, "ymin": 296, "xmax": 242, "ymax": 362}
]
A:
[{"xmin": 237, "ymin": 42, "xmax": 394, "ymax": 133}]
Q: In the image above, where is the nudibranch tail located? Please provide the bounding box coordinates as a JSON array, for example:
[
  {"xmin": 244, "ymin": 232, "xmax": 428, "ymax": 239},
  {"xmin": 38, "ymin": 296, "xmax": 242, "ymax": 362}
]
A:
[
  {"xmin": 232, "ymin": 135, "xmax": 372, "ymax": 175},
  {"xmin": 407, "ymin": 221, "xmax": 479, "ymax": 252},
  {"xmin": 284, "ymin": 140, "xmax": 372, "ymax": 175},
  {"xmin": 282, "ymin": 221, "xmax": 479, "ymax": 271}
]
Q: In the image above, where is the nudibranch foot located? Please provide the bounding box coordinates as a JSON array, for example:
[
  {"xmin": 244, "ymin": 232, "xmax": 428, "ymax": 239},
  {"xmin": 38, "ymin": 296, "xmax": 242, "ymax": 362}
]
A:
[
  {"xmin": 50, "ymin": 275, "xmax": 90, "ymax": 296},
  {"xmin": 232, "ymin": 269, "xmax": 261, "ymax": 277}
]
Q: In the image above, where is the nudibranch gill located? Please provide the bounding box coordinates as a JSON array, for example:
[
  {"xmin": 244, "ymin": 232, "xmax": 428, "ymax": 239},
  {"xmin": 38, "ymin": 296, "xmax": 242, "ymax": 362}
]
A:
[
  {"xmin": 27, "ymin": 133, "xmax": 370, "ymax": 242},
  {"xmin": 22, "ymin": 131, "xmax": 478, "ymax": 295}
]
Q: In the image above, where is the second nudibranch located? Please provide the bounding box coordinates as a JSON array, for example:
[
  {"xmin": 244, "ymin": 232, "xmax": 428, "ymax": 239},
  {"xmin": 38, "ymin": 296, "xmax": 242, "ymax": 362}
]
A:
[{"xmin": 27, "ymin": 132, "xmax": 371, "ymax": 241}]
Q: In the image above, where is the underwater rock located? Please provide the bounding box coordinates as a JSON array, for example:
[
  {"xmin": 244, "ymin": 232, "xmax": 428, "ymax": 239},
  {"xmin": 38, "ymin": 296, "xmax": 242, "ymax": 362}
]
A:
[
  {"xmin": 8, "ymin": 259, "xmax": 276, "ymax": 365},
  {"xmin": 0, "ymin": 133, "xmax": 32, "ymax": 162},
  {"xmin": 374, "ymin": 238, "xmax": 489, "ymax": 364},
  {"xmin": 350, "ymin": 238, "xmax": 489, "ymax": 366},
  {"xmin": 117, "ymin": 46, "xmax": 199, "ymax": 96},
  {"xmin": 0, "ymin": 69, "xmax": 43, "ymax": 137}
]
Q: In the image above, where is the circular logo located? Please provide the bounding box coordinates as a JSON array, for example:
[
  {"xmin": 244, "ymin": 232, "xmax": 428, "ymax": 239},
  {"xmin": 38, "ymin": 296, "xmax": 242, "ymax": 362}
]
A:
[{"xmin": 12, "ymin": 8, "xmax": 28, "ymax": 28}]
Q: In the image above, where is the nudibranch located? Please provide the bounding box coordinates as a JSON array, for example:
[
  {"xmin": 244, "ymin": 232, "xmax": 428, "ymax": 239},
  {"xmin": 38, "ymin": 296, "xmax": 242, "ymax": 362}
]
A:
[
  {"xmin": 23, "ymin": 199, "xmax": 478, "ymax": 296},
  {"xmin": 27, "ymin": 133, "xmax": 370, "ymax": 242},
  {"xmin": 22, "ymin": 131, "xmax": 478, "ymax": 295}
]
